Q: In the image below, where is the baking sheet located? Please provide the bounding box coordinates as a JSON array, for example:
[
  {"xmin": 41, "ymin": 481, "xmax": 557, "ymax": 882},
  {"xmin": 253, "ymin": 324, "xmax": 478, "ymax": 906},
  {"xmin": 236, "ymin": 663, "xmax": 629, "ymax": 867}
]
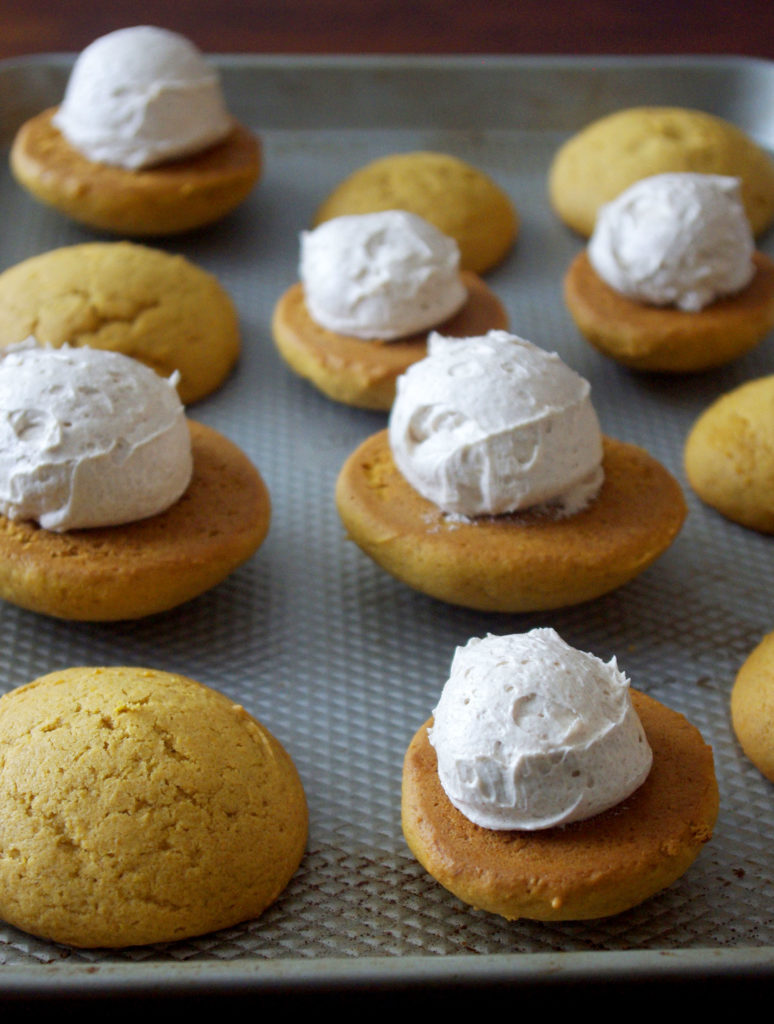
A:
[{"xmin": 0, "ymin": 53, "xmax": 773, "ymax": 995}]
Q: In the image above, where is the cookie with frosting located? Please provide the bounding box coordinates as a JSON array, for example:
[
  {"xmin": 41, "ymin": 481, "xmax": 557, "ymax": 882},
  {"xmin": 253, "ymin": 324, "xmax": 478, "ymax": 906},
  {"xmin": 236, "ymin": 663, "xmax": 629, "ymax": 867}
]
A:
[
  {"xmin": 336, "ymin": 332, "xmax": 686, "ymax": 611},
  {"xmin": 403, "ymin": 630, "xmax": 718, "ymax": 921},
  {"xmin": 10, "ymin": 27, "xmax": 260, "ymax": 235},
  {"xmin": 272, "ymin": 211, "xmax": 508, "ymax": 410},
  {"xmin": 563, "ymin": 173, "xmax": 774, "ymax": 372},
  {"xmin": 0, "ymin": 346, "xmax": 270, "ymax": 620}
]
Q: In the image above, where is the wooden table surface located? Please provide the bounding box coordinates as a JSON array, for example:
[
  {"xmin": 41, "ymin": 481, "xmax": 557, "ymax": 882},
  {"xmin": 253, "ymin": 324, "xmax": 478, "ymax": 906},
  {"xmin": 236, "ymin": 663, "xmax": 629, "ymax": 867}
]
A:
[{"xmin": 0, "ymin": 0, "xmax": 772, "ymax": 61}]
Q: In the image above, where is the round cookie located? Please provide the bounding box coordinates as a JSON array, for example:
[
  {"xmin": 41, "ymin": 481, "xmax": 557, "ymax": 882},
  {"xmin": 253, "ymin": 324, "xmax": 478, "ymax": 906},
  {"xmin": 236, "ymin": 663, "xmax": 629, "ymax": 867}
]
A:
[
  {"xmin": 313, "ymin": 151, "xmax": 518, "ymax": 274},
  {"xmin": 684, "ymin": 375, "xmax": 774, "ymax": 533},
  {"xmin": 0, "ymin": 420, "xmax": 271, "ymax": 621},
  {"xmin": 271, "ymin": 271, "xmax": 509, "ymax": 410},
  {"xmin": 0, "ymin": 666, "xmax": 307, "ymax": 947},
  {"xmin": 731, "ymin": 632, "xmax": 774, "ymax": 781},
  {"xmin": 335, "ymin": 431, "xmax": 686, "ymax": 612},
  {"xmin": 402, "ymin": 690, "xmax": 718, "ymax": 921},
  {"xmin": 0, "ymin": 242, "xmax": 239, "ymax": 404},
  {"xmin": 10, "ymin": 108, "xmax": 261, "ymax": 236},
  {"xmin": 564, "ymin": 249, "xmax": 774, "ymax": 372},
  {"xmin": 548, "ymin": 107, "xmax": 774, "ymax": 237}
]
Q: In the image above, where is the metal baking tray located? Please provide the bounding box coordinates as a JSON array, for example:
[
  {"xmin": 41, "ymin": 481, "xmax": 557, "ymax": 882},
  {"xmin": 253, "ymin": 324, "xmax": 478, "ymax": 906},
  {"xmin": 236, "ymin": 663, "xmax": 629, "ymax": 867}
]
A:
[{"xmin": 0, "ymin": 53, "xmax": 773, "ymax": 999}]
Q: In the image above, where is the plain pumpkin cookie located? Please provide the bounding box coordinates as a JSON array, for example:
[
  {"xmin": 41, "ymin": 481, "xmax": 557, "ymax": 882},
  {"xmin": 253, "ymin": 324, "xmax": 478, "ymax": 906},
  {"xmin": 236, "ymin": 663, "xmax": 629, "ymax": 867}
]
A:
[
  {"xmin": 564, "ymin": 249, "xmax": 774, "ymax": 372},
  {"xmin": 0, "ymin": 420, "xmax": 271, "ymax": 621},
  {"xmin": 731, "ymin": 632, "xmax": 774, "ymax": 781},
  {"xmin": 0, "ymin": 242, "xmax": 239, "ymax": 403},
  {"xmin": 684, "ymin": 375, "xmax": 774, "ymax": 533},
  {"xmin": 335, "ymin": 431, "xmax": 687, "ymax": 612},
  {"xmin": 313, "ymin": 151, "xmax": 518, "ymax": 274},
  {"xmin": 402, "ymin": 690, "xmax": 718, "ymax": 921},
  {"xmin": 548, "ymin": 107, "xmax": 774, "ymax": 237},
  {"xmin": 10, "ymin": 109, "xmax": 261, "ymax": 236},
  {"xmin": 0, "ymin": 666, "xmax": 307, "ymax": 947}
]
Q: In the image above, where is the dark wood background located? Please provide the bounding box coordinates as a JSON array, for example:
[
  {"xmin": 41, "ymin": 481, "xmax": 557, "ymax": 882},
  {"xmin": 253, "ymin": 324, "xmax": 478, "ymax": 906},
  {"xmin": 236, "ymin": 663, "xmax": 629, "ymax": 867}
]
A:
[{"xmin": 0, "ymin": 0, "xmax": 772, "ymax": 60}]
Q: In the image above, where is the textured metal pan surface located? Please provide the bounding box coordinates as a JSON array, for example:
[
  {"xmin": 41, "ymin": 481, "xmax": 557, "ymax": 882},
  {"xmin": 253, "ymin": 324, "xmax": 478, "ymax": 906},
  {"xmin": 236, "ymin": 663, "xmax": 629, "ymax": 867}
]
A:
[{"xmin": 0, "ymin": 54, "xmax": 772, "ymax": 993}]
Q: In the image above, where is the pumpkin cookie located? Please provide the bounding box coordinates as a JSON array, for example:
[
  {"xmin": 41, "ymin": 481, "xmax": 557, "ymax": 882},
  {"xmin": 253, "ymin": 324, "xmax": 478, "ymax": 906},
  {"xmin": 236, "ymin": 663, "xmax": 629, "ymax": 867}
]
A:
[
  {"xmin": 0, "ymin": 420, "xmax": 271, "ymax": 621},
  {"xmin": 684, "ymin": 375, "xmax": 774, "ymax": 533},
  {"xmin": 403, "ymin": 690, "xmax": 718, "ymax": 921},
  {"xmin": 0, "ymin": 242, "xmax": 239, "ymax": 403},
  {"xmin": 335, "ymin": 430, "xmax": 686, "ymax": 612},
  {"xmin": 11, "ymin": 110, "xmax": 261, "ymax": 236},
  {"xmin": 548, "ymin": 106, "xmax": 774, "ymax": 237},
  {"xmin": 0, "ymin": 666, "xmax": 307, "ymax": 947},
  {"xmin": 313, "ymin": 151, "xmax": 518, "ymax": 273},
  {"xmin": 10, "ymin": 27, "xmax": 260, "ymax": 235},
  {"xmin": 564, "ymin": 249, "xmax": 774, "ymax": 372},
  {"xmin": 731, "ymin": 632, "xmax": 774, "ymax": 781},
  {"xmin": 272, "ymin": 271, "xmax": 508, "ymax": 410}
]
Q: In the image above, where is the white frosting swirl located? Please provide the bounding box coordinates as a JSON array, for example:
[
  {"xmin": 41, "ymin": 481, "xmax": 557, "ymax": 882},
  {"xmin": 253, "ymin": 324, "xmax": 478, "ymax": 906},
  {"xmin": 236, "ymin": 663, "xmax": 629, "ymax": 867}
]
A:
[
  {"xmin": 588, "ymin": 172, "xmax": 755, "ymax": 312},
  {"xmin": 53, "ymin": 26, "xmax": 232, "ymax": 170},
  {"xmin": 0, "ymin": 343, "xmax": 193, "ymax": 531},
  {"xmin": 299, "ymin": 210, "xmax": 467, "ymax": 340},
  {"xmin": 429, "ymin": 629, "xmax": 653, "ymax": 831},
  {"xmin": 388, "ymin": 330, "xmax": 604, "ymax": 517}
]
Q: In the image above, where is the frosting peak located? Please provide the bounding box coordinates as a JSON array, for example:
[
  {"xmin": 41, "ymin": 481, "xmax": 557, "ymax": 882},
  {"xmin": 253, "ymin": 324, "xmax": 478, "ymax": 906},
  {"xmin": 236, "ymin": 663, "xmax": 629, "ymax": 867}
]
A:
[
  {"xmin": 588, "ymin": 172, "xmax": 755, "ymax": 311},
  {"xmin": 299, "ymin": 210, "xmax": 467, "ymax": 340},
  {"xmin": 388, "ymin": 330, "xmax": 604, "ymax": 517},
  {"xmin": 428, "ymin": 629, "xmax": 653, "ymax": 830},
  {"xmin": 53, "ymin": 26, "xmax": 232, "ymax": 170},
  {"xmin": 0, "ymin": 343, "xmax": 193, "ymax": 531}
]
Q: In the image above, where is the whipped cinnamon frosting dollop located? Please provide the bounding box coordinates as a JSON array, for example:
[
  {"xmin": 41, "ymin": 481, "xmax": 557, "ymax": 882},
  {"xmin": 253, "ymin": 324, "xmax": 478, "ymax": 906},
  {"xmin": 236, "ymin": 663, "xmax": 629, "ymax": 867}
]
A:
[
  {"xmin": 53, "ymin": 26, "xmax": 232, "ymax": 170},
  {"xmin": 0, "ymin": 343, "xmax": 193, "ymax": 531},
  {"xmin": 588, "ymin": 172, "xmax": 755, "ymax": 311},
  {"xmin": 299, "ymin": 210, "xmax": 468, "ymax": 340},
  {"xmin": 428, "ymin": 629, "xmax": 653, "ymax": 830},
  {"xmin": 388, "ymin": 330, "xmax": 604, "ymax": 517}
]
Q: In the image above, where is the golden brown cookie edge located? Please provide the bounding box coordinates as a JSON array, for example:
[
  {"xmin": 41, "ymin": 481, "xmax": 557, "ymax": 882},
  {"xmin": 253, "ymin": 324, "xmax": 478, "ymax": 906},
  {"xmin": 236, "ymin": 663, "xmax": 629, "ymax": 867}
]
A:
[
  {"xmin": 0, "ymin": 420, "xmax": 270, "ymax": 621},
  {"xmin": 10, "ymin": 107, "xmax": 261, "ymax": 236},
  {"xmin": 271, "ymin": 271, "xmax": 508, "ymax": 410},
  {"xmin": 731, "ymin": 632, "xmax": 774, "ymax": 782},
  {"xmin": 335, "ymin": 431, "xmax": 687, "ymax": 612},
  {"xmin": 564, "ymin": 251, "xmax": 774, "ymax": 372}
]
